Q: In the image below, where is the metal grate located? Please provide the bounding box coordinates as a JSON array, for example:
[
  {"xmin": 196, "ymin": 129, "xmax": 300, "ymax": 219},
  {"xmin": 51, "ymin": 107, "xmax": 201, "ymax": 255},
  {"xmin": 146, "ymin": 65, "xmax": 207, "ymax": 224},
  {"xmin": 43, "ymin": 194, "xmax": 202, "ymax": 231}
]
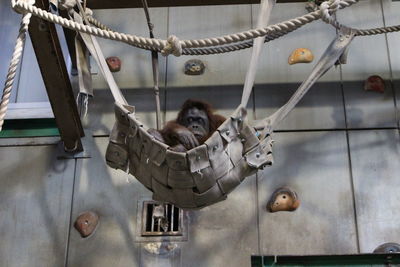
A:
[{"xmin": 141, "ymin": 201, "xmax": 183, "ymax": 236}]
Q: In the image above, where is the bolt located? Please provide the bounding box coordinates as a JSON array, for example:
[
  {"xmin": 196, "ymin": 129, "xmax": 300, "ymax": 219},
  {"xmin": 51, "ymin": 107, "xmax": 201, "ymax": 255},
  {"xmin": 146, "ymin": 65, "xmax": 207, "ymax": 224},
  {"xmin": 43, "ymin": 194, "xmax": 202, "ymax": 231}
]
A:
[
  {"xmin": 213, "ymin": 145, "xmax": 218, "ymax": 151},
  {"xmin": 256, "ymin": 153, "xmax": 260, "ymax": 158},
  {"xmin": 226, "ymin": 130, "xmax": 230, "ymax": 136}
]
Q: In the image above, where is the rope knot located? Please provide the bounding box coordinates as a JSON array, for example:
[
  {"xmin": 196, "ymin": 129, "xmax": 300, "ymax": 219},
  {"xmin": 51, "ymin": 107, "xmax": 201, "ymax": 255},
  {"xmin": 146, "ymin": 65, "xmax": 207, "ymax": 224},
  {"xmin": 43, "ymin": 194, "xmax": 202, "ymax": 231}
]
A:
[
  {"xmin": 84, "ymin": 7, "xmax": 93, "ymax": 17},
  {"xmin": 320, "ymin": 0, "xmax": 341, "ymax": 24},
  {"xmin": 161, "ymin": 35, "xmax": 182, "ymax": 57},
  {"xmin": 58, "ymin": 0, "xmax": 77, "ymax": 11}
]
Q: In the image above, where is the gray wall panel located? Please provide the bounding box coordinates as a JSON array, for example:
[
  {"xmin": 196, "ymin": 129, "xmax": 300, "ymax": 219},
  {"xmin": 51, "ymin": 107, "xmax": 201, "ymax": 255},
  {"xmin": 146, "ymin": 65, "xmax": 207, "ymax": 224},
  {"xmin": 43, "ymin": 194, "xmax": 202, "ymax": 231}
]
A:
[
  {"xmin": 338, "ymin": 0, "xmax": 397, "ymax": 128},
  {"xmin": 338, "ymin": 0, "xmax": 390, "ymax": 81},
  {"xmin": 252, "ymin": 3, "xmax": 340, "ymax": 84},
  {"xmin": 0, "ymin": 0, "xmax": 23, "ymax": 103},
  {"xmin": 0, "ymin": 145, "xmax": 74, "ymax": 267},
  {"xmin": 67, "ymin": 137, "xmax": 150, "ymax": 267},
  {"xmin": 180, "ymin": 177, "xmax": 258, "ymax": 267},
  {"xmin": 258, "ymin": 131, "xmax": 358, "ymax": 255},
  {"xmin": 342, "ymin": 81, "xmax": 397, "ymax": 128},
  {"xmin": 381, "ymin": 0, "xmax": 400, "ymax": 127},
  {"xmin": 91, "ymin": 8, "xmax": 168, "ymax": 90},
  {"xmin": 254, "ymin": 82, "xmax": 346, "ymax": 130},
  {"xmin": 164, "ymin": 85, "xmax": 251, "ymax": 124},
  {"xmin": 167, "ymin": 5, "xmax": 252, "ymax": 87},
  {"xmin": 82, "ymin": 88, "xmax": 165, "ymax": 136},
  {"xmin": 348, "ymin": 130, "xmax": 400, "ymax": 253}
]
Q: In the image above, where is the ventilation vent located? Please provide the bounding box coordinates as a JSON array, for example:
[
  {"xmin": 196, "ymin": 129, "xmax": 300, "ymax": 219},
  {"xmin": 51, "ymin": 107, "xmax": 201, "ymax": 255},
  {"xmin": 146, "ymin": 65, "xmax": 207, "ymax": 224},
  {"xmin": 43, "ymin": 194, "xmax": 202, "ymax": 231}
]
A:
[{"xmin": 141, "ymin": 201, "xmax": 183, "ymax": 236}]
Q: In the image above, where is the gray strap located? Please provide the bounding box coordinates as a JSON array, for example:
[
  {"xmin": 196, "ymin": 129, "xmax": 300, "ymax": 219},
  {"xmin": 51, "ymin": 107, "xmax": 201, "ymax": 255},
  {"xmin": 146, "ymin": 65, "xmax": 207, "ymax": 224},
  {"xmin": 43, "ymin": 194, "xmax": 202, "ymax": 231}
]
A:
[
  {"xmin": 72, "ymin": 8, "xmax": 127, "ymax": 105},
  {"xmin": 240, "ymin": 0, "xmax": 275, "ymax": 107},
  {"xmin": 75, "ymin": 36, "xmax": 93, "ymax": 97},
  {"xmin": 256, "ymin": 27, "xmax": 356, "ymax": 138}
]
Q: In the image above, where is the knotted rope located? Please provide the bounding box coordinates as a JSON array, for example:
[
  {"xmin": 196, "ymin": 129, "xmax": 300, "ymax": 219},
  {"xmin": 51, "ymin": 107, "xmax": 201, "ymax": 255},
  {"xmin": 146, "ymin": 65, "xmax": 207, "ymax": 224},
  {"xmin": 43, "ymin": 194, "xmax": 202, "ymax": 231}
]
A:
[
  {"xmin": 161, "ymin": 35, "xmax": 182, "ymax": 57},
  {"xmin": 0, "ymin": 0, "xmax": 35, "ymax": 131},
  {"xmin": 11, "ymin": 0, "xmax": 361, "ymax": 56}
]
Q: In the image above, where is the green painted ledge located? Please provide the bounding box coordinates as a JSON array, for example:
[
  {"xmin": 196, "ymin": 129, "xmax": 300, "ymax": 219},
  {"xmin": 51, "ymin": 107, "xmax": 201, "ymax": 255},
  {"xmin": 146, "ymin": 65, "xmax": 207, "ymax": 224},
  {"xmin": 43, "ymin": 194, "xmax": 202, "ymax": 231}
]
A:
[
  {"xmin": 0, "ymin": 119, "xmax": 59, "ymax": 138},
  {"xmin": 251, "ymin": 254, "xmax": 400, "ymax": 267}
]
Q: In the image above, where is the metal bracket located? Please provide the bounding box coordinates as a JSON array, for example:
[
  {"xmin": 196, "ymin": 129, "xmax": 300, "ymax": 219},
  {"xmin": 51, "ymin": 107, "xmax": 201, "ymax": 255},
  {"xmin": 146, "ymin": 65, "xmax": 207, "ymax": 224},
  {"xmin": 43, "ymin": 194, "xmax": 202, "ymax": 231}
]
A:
[{"xmin": 57, "ymin": 129, "xmax": 93, "ymax": 159}]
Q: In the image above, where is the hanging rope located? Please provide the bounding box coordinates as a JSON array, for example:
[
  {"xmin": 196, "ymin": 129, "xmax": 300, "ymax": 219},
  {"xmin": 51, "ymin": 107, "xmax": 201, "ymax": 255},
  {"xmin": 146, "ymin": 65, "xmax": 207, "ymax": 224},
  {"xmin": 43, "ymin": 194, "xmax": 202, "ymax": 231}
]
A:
[
  {"xmin": 0, "ymin": 0, "xmax": 35, "ymax": 131},
  {"xmin": 11, "ymin": 0, "xmax": 364, "ymax": 56},
  {"xmin": 141, "ymin": 0, "xmax": 162, "ymax": 130}
]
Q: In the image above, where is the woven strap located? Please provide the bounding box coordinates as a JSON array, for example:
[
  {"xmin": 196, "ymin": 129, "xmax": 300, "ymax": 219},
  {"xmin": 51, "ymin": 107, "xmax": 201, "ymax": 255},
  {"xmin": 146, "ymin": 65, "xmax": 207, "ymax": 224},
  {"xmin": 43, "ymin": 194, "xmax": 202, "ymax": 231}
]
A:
[
  {"xmin": 240, "ymin": 0, "xmax": 275, "ymax": 107},
  {"xmin": 256, "ymin": 27, "xmax": 356, "ymax": 138}
]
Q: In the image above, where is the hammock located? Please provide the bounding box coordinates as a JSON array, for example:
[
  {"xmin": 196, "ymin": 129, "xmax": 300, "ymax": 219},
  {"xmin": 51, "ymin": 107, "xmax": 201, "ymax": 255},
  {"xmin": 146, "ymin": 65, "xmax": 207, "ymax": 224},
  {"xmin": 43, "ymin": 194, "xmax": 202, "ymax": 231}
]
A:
[
  {"xmin": 1, "ymin": 0, "xmax": 357, "ymax": 209},
  {"xmin": 104, "ymin": 4, "xmax": 355, "ymax": 209}
]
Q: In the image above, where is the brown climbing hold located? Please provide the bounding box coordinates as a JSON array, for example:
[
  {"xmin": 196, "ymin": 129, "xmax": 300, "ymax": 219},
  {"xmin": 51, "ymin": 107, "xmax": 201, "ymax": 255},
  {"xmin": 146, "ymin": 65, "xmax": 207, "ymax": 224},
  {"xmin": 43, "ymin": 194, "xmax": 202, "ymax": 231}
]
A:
[
  {"xmin": 288, "ymin": 48, "xmax": 314, "ymax": 65},
  {"xmin": 106, "ymin": 56, "xmax": 121, "ymax": 72},
  {"xmin": 267, "ymin": 187, "xmax": 300, "ymax": 213},
  {"xmin": 364, "ymin": 75, "xmax": 385, "ymax": 93},
  {"xmin": 74, "ymin": 211, "xmax": 99, "ymax": 238}
]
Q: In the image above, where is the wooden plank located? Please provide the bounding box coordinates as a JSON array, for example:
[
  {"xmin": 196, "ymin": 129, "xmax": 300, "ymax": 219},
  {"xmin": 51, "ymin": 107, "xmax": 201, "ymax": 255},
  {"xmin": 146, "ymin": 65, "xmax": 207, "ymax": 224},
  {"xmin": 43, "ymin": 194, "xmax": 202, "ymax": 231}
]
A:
[
  {"xmin": 28, "ymin": 0, "xmax": 84, "ymax": 150},
  {"xmin": 87, "ymin": 0, "xmax": 306, "ymax": 9},
  {"xmin": 17, "ymin": 34, "xmax": 49, "ymax": 103},
  {"xmin": 348, "ymin": 130, "xmax": 400, "ymax": 253},
  {"xmin": 0, "ymin": 145, "xmax": 75, "ymax": 266},
  {"xmin": 257, "ymin": 131, "xmax": 358, "ymax": 254}
]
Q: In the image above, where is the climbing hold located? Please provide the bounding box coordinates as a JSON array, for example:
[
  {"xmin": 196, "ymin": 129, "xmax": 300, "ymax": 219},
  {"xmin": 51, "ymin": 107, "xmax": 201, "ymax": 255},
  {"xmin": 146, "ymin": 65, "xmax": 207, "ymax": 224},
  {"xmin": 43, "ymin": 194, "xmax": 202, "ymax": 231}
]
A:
[
  {"xmin": 184, "ymin": 59, "xmax": 205, "ymax": 75},
  {"xmin": 288, "ymin": 48, "xmax": 314, "ymax": 65},
  {"xmin": 364, "ymin": 75, "xmax": 385, "ymax": 93},
  {"xmin": 74, "ymin": 211, "xmax": 99, "ymax": 238},
  {"xmin": 373, "ymin": 243, "xmax": 400, "ymax": 253},
  {"xmin": 267, "ymin": 187, "xmax": 300, "ymax": 212},
  {"xmin": 106, "ymin": 56, "xmax": 121, "ymax": 72}
]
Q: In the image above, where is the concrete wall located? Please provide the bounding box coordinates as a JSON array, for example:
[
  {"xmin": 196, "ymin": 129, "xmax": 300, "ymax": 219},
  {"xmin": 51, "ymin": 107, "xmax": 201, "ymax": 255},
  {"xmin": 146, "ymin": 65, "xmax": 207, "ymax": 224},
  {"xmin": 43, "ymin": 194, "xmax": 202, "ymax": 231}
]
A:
[{"xmin": 1, "ymin": 0, "xmax": 400, "ymax": 266}]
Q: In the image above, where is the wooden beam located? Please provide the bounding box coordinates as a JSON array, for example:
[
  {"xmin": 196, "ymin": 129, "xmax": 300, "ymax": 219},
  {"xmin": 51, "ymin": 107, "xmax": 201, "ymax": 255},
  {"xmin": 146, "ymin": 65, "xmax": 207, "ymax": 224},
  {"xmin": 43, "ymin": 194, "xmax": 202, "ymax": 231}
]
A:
[
  {"xmin": 29, "ymin": 0, "xmax": 84, "ymax": 151},
  {"xmin": 87, "ymin": 0, "xmax": 304, "ymax": 9}
]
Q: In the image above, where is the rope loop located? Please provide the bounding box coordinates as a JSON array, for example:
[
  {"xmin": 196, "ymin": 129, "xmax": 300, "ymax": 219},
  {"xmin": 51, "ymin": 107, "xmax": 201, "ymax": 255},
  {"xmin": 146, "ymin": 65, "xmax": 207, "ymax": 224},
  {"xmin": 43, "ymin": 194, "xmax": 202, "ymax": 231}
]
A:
[
  {"xmin": 84, "ymin": 7, "xmax": 93, "ymax": 17},
  {"xmin": 161, "ymin": 35, "xmax": 182, "ymax": 57},
  {"xmin": 320, "ymin": 0, "xmax": 341, "ymax": 24}
]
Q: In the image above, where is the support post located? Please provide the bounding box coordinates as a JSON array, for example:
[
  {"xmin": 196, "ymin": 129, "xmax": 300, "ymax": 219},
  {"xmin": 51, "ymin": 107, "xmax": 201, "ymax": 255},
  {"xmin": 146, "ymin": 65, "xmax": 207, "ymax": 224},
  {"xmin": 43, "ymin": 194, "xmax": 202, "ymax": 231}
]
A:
[{"xmin": 28, "ymin": 0, "xmax": 84, "ymax": 151}]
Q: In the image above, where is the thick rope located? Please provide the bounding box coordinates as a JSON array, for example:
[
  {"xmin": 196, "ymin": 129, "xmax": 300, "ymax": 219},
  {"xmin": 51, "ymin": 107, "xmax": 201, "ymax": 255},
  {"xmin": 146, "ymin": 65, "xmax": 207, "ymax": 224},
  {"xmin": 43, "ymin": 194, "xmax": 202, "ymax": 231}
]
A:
[
  {"xmin": 0, "ymin": 0, "xmax": 35, "ymax": 131},
  {"xmin": 83, "ymin": 0, "xmax": 400, "ymax": 54},
  {"xmin": 11, "ymin": 0, "xmax": 360, "ymax": 56}
]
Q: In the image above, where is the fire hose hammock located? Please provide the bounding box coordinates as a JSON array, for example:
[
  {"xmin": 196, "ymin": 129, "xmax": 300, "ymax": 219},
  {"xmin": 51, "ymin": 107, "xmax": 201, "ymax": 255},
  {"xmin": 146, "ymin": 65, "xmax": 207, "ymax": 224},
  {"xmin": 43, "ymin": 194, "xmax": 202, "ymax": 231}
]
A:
[{"xmin": 1, "ymin": 0, "xmax": 399, "ymax": 209}]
